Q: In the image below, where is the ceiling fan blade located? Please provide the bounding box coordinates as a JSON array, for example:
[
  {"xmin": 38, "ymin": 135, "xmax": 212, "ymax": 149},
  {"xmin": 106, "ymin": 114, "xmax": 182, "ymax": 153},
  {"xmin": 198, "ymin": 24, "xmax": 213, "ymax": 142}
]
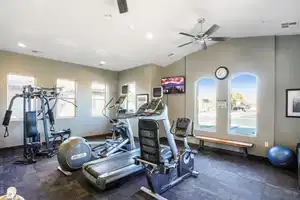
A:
[
  {"xmin": 203, "ymin": 24, "xmax": 220, "ymax": 37},
  {"xmin": 202, "ymin": 41, "xmax": 207, "ymax": 50},
  {"xmin": 178, "ymin": 41, "xmax": 193, "ymax": 48},
  {"xmin": 117, "ymin": 0, "xmax": 128, "ymax": 14},
  {"xmin": 179, "ymin": 32, "xmax": 195, "ymax": 38},
  {"xmin": 209, "ymin": 37, "xmax": 230, "ymax": 41}
]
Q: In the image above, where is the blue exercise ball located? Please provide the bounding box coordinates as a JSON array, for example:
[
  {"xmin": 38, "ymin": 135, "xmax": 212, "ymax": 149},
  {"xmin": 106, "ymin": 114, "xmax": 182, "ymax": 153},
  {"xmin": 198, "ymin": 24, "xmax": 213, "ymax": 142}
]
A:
[{"xmin": 268, "ymin": 146, "xmax": 297, "ymax": 168}]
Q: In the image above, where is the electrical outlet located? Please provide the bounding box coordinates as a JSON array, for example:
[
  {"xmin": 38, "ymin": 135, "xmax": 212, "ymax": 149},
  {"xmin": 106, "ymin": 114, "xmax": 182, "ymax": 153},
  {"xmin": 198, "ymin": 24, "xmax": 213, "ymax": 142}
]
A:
[{"xmin": 265, "ymin": 142, "xmax": 269, "ymax": 147}]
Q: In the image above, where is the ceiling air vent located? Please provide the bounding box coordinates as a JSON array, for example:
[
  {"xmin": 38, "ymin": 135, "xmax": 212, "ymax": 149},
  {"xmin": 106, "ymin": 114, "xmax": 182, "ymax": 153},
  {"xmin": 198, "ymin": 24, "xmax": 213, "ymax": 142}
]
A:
[
  {"xmin": 32, "ymin": 50, "xmax": 43, "ymax": 54},
  {"xmin": 281, "ymin": 22, "xmax": 298, "ymax": 28},
  {"xmin": 168, "ymin": 53, "xmax": 174, "ymax": 57}
]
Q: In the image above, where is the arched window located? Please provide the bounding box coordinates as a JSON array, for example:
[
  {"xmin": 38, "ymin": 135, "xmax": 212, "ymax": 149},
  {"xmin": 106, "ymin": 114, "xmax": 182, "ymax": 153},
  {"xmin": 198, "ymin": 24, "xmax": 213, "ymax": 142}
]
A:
[
  {"xmin": 196, "ymin": 78, "xmax": 217, "ymax": 132},
  {"xmin": 230, "ymin": 73, "xmax": 257, "ymax": 136}
]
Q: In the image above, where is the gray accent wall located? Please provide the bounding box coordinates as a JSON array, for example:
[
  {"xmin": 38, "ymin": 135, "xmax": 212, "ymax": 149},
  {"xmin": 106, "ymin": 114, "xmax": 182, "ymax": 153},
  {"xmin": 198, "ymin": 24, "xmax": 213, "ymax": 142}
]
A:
[
  {"xmin": 118, "ymin": 35, "xmax": 300, "ymax": 157},
  {"xmin": 275, "ymin": 35, "xmax": 300, "ymax": 149},
  {"xmin": 161, "ymin": 36, "xmax": 276, "ymax": 156},
  {"xmin": 0, "ymin": 51, "xmax": 118, "ymax": 148}
]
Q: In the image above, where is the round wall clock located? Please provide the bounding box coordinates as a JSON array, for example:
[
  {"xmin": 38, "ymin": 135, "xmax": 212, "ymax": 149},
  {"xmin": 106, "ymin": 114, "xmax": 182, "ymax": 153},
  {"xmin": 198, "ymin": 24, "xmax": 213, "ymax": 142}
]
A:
[{"xmin": 215, "ymin": 66, "xmax": 229, "ymax": 80}]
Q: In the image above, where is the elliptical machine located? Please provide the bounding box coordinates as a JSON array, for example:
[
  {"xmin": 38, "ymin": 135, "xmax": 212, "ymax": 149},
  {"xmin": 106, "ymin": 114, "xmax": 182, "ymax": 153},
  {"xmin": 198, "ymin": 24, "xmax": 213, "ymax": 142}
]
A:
[
  {"xmin": 133, "ymin": 117, "xmax": 198, "ymax": 200},
  {"xmin": 57, "ymin": 85, "xmax": 136, "ymax": 174},
  {"xmin": 98, "ymin": 84, "xmax": 135, "ymax": 154}
]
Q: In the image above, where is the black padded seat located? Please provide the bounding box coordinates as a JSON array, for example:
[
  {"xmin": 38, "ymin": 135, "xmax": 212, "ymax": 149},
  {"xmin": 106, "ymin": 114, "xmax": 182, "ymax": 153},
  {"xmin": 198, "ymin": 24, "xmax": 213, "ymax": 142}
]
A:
[{"xmin": 159, "ymin": 144, "xmax": 172, "ymax": 162}]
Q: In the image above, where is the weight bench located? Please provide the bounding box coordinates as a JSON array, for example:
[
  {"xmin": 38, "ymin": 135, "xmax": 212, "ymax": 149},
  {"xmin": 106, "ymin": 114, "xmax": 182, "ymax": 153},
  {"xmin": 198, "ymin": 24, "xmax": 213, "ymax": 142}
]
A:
[{"xmin": 195, "ymin": 135, "xmax": 254, "ymax": 157}]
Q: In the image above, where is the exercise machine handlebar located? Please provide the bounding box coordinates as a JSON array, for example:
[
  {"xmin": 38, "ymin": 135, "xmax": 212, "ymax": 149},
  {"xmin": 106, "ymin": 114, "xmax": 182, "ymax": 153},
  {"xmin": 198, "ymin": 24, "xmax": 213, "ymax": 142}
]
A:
[
  {"xmin": 169, "ymin": 119, "xmax": 195, "ymax": 138},
  {"xmin": 102, "ymin": 94, "xmax": 127, "ymax": 123},
  {"xmin": 102, "ymin": 98, "xmax": 115, "ymax": 123}
]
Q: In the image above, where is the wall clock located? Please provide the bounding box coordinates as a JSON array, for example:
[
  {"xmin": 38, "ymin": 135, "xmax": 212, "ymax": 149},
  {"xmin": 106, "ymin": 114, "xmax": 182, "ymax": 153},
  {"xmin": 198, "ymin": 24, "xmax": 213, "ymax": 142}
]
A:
[{"xmin": 215, "ymin": 66, "xmax": 229, "ymax": 80}]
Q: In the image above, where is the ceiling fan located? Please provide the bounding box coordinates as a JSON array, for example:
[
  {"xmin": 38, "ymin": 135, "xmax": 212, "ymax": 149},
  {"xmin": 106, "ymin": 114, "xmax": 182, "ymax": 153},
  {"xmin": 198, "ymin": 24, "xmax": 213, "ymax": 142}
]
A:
[{"xmin": 178, "ymin": 18, "xmax": 229, "ymax": 50}]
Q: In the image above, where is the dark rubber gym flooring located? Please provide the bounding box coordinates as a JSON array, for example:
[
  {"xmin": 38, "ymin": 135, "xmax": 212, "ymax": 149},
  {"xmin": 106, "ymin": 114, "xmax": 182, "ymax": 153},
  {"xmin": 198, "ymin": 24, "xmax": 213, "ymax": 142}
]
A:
[{"xmin": 0, "ymin": 143, "xmax": 299, "ymax": 200}]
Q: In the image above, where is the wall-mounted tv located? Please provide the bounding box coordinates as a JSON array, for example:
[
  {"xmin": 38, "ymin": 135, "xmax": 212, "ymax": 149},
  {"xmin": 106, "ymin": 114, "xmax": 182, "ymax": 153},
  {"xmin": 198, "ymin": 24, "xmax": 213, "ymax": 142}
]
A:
[{"xmin": 161, "ymin": 76, "xmax": 185, "ymax": 94}]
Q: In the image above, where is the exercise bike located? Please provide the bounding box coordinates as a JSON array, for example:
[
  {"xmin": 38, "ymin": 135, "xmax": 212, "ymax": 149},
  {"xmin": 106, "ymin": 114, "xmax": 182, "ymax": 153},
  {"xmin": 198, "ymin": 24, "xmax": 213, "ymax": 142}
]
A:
[{"xmin": 133, "ymin": 117, "xmax": 198, "ymax": 200}]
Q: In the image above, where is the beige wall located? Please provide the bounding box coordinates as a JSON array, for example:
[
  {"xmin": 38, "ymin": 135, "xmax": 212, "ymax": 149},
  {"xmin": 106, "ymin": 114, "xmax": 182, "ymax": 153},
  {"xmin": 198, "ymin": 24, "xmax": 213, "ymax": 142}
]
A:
[
  {"xmin": 6, "ymin": 35, "xmax": 297, "ymax": 155},
  {"xmin": 118, "ymin": 64, "xmax": 161, "ymax": 95},
  {"xmin": 0, "ymin": 51, "xmax": 118, "ymax": 148},
  {"xmin": 117, "ymin": 64, "xmax": 162, "ymax": 137}
]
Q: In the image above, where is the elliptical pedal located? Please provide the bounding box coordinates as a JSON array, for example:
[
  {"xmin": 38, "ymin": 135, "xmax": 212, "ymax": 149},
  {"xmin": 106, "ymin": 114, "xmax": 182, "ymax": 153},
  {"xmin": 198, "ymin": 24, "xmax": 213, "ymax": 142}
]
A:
[
  {"xmin": 138, "ymin": 187, "xmax": 168, "ymax": 200},
  {"xmin": 191, "ymin": 170, "xmax": 199, "ymax": 177},
  {"xmin": 57, "ymin": 166, "xmax": 72, "ymax": 176}
]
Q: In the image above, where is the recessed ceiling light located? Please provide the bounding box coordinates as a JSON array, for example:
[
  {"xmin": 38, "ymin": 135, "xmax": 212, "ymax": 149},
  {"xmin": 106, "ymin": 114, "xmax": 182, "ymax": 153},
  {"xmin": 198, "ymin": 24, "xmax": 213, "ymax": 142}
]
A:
[
  {"xmin": 104, "ymin": 14, "xmax": 112, "ymax": 20},
  {"xmin": 129, "ymin": 25, "xmax": 136, "ymax": 30},
  {"xmin": 146, "ymin": 32, "xmax": 153, "ymax": 40},
  {"xmin": 99, "ymin": 61, "xmax": 106, "ymax": 65},
  {"xmin": 18, "ymin": 42, "xmax": 26, "ymax": 48}
]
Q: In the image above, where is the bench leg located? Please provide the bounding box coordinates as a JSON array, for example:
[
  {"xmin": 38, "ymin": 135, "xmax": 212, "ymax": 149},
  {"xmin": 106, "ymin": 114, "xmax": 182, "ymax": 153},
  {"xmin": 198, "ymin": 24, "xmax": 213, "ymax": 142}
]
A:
[
  {"xmin": 198, "ymin": 140, "xmax": 205, "ymax": 150},
  {"xmin": 241, "ymin": 147, "xmax": 248, "ymax": 158}
]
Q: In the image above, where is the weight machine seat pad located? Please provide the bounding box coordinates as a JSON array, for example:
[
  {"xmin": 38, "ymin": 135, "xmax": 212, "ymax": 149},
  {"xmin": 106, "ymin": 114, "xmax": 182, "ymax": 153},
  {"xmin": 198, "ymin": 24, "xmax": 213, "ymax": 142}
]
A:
[
  {"xmin": 51, "ymin": 129, "xmax": 71, "ymax": 136},
  {"xmin": 28, "ymin": 142, "xmax": 41, "ymax": 149},
  {"xmin": 26, "ymin": 111, "xmax": 39, "ymax": 138},
  {"xmin": 160, "ymin": 145, "xmax": 172, "ymax": 162}
]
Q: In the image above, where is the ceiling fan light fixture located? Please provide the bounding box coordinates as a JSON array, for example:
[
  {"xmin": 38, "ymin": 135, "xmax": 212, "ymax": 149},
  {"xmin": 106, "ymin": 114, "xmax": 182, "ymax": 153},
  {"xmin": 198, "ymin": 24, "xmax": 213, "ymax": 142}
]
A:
[
  {"xmin": 129, "ymin": 25, "xmax": 136, "ymax": 30},
  {"xmin": 146, "ymin": 32, "xmax": 153, "ymax": 40},
  {"xmin": 198, "ymin": 18, "xmax": 205, "ymax": 24}
]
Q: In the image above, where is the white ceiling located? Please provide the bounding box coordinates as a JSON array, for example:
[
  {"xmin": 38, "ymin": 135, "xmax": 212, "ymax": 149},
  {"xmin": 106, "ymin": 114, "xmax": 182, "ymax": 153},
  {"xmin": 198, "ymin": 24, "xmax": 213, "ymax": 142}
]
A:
[{"xmin": 0, "ymin": 0, "xmax": 300, "ymax": 71}]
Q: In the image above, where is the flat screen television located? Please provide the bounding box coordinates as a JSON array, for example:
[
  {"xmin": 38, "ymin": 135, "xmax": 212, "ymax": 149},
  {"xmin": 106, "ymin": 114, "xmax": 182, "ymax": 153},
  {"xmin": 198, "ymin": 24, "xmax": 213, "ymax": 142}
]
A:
[{"xmin": 161, "ymin": 76, "xmax": 185, "ymax": 94}]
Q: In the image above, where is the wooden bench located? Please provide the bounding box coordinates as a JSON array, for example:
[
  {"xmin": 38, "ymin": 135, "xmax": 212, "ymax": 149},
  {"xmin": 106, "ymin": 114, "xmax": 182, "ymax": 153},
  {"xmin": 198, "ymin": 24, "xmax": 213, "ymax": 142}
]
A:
[{"xmin": 195, "ymin": 135, "xmax": 254, "ymax": 157}]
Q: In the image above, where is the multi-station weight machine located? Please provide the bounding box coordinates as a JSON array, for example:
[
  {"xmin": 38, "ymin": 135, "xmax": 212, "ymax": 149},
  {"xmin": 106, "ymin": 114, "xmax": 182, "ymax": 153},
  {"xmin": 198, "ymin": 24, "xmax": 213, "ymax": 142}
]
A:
[{"xmin": 2, "ymin": 85, "xmax": 73, "ymax": 164}]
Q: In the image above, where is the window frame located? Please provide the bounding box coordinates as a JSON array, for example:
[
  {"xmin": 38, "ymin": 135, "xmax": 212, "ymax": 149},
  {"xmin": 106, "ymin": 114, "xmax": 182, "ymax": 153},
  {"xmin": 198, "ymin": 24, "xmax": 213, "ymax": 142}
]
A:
[
  {"xmin": 56, "ymin": 78, "xmax": 77, "ymax": 119},
  {"xmin": 7, "ymin": 73, "xmax": 36, "ymax": 121},
  {"xmin": 91, "ymin": 82, "xmax": 106, "ymax": 117},
  {"xmin": 228, "ymin": 72, "xmax": 258, "ymax": 137},
  {"xmin": 194, "ymin": 76, "xmax": 218, "ymax": 133}
]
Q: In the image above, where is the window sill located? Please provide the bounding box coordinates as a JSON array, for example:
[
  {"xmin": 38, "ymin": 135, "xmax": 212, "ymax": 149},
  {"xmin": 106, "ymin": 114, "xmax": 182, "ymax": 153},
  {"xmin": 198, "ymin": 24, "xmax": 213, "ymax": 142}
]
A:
[
  {"xmin": 56, "ymin": 116, "xmax": 76, "ymax": 120},
  {"xmin": 92, "ymin": 115, "xmax": 104, "ymax": 118},
  {"xmin": 194, "ymin": 129, "xmax": 216, "ymax": 134},
  {"xmin": 229, "ymin": 132, "xmax": 257, "ymax": 138},
  {"xmin": 10, "ymin": 118, "xmax": 23, "ymax": 122}
]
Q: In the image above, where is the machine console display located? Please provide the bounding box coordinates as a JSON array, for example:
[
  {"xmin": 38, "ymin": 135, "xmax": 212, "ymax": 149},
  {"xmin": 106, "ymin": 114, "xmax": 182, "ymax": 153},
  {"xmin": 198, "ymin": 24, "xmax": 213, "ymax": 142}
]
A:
[
  {"xmin": 121, "ymin": 85, "xmax": 128, "ymax": 95},
  {"xmin": 153, "ymin": 87, "xmax": 163, "ymax": 98}
]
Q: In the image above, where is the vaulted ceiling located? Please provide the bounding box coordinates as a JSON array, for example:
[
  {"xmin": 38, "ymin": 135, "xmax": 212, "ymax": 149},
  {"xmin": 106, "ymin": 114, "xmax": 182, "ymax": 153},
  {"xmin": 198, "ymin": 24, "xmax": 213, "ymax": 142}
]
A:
[{"xmin": 0, "ymin": 0, "xmax": 299, "ymax": 71}]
